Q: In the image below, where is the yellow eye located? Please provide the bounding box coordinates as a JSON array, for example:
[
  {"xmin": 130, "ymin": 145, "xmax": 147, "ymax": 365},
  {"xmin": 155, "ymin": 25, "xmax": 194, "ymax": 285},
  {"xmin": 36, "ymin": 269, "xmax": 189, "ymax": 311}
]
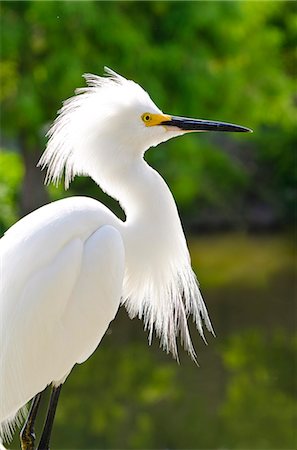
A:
[{"xmin": 142, "ymin": 113, "xmax": 152, "ymax": 123}]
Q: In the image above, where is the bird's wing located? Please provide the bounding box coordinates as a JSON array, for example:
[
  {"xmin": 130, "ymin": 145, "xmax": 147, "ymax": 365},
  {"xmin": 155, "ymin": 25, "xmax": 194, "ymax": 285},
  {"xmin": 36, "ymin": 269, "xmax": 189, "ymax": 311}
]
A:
[{"xmin": 0, "ymin": 198, "xmax": 125, "ymax": 440}]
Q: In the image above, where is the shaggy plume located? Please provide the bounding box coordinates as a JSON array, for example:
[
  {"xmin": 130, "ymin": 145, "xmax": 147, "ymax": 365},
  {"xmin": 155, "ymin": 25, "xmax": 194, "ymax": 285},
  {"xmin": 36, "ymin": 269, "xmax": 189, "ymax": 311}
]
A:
[
  {"xmin": 123, "ymin": 261, "xmax": 214, "ymax": 361},
  {"xmin": 39, "ymin": 67, "xmax": 156, "ymax": 188}
]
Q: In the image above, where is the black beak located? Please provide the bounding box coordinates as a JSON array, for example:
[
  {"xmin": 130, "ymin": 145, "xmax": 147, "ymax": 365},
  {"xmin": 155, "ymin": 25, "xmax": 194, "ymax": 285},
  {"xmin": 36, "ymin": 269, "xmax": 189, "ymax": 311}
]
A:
[{"xmin": 161, "ymin": 115, "xmax": 252, "ymax": 133}]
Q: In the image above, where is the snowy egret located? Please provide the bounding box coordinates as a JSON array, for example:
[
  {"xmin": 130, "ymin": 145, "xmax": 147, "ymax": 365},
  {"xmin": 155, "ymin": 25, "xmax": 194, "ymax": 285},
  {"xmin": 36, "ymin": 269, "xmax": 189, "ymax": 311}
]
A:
[{"xmin": 0, "ymin": 68, "xmax": 251, "ymax": 449}]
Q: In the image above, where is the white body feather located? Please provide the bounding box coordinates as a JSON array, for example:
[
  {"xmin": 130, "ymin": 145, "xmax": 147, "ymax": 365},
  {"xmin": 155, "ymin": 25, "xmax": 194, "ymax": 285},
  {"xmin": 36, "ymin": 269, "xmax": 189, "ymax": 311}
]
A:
[{"xmin": 0, "ymin": 69, "xmax": 213, "ymax": 442}]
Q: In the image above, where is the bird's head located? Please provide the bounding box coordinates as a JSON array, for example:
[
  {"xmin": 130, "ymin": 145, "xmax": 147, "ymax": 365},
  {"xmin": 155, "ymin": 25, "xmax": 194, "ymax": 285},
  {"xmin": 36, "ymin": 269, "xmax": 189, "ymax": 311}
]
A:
[{"xmin": 40, "ymin": 67, "xmax": 251, "ymax": 188}]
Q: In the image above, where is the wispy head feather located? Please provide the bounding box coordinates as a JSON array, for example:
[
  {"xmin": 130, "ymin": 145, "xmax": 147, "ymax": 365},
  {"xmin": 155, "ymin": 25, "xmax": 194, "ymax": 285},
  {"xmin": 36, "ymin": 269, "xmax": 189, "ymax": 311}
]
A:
[{"xmin": 38, "ymin": 67, "xmax": 157, "ymax": 188}]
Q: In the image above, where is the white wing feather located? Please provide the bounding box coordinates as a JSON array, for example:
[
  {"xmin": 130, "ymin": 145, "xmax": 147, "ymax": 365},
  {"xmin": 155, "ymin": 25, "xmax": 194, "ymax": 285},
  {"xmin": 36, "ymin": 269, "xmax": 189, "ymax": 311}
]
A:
[{"xmin": 0, "ymin": 197, "xmax": 125, "ymax": 441}]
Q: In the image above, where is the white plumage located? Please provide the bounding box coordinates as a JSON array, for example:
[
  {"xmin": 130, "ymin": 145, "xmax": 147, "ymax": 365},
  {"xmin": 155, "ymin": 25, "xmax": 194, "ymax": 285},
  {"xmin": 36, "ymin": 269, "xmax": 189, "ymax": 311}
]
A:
[{"xmin": 0, "ymin": 67, "xmax": 251, "ymax": 445}]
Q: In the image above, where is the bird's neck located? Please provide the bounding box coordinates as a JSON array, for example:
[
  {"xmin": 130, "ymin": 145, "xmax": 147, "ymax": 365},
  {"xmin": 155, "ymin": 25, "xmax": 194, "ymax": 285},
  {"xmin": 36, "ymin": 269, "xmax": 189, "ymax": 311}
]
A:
[
  {"xmin": 90, "ymin": 157, "xmax": 208, "ymax": 359},
  {"xmin": 91, "ymin": 158, "xmax": 181, "ymax": 229},
  {"xmin": 90, "ymin": 156, "xmax": 190, "ymax": 281}
]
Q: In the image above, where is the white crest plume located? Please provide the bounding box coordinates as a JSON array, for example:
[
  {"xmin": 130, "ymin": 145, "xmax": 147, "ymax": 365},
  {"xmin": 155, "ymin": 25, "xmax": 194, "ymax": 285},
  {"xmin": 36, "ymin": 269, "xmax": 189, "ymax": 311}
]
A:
[
  {"xmin": 39, "ymin": 67, "xmax": 214, "ymax": 360},
  {"xmin": 39, "ymin": 67, "xmax": 157, "ymax": 188}
]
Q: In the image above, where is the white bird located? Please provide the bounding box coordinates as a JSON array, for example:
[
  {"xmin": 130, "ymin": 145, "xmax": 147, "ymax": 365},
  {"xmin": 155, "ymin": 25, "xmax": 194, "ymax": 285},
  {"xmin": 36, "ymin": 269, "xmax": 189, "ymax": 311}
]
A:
[{"xmin": 0, "ymin": 68, "xmax": 251, "ymax": 449}]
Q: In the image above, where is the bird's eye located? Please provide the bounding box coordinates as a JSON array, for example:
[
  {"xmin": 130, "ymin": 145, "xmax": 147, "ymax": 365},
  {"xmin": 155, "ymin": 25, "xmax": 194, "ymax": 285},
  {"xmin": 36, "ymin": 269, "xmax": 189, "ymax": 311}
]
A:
[{"xmin": 142, "ymin": 113, "xmax": 152, "ymax": 123}]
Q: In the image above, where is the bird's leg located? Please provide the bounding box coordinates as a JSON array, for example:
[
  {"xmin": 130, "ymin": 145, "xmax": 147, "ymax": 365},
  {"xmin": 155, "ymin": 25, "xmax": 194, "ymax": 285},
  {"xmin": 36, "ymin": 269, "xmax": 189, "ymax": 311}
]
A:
[
  {"xmin": 37, "ymin": 384, "xmax": 62, "ymax": 450},
  {"xmin": 20, "ymin": 392, "xmax": 43, "ymax": 450}
]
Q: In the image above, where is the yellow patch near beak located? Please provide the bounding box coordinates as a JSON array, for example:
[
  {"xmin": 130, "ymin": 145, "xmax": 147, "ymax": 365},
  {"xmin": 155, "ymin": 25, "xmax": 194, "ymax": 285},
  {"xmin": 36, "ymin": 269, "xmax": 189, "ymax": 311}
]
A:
[{"xmin": 142, "ymin": 112, "xmax": 171, "ymax": 127}]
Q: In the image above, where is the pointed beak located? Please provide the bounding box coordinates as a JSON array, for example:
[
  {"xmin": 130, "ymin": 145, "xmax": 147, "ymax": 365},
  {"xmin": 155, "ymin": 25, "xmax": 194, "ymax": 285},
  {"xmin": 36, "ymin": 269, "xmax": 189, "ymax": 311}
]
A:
[{"xmin": 160, "ymin": 115, "xmax": 252, "ymax": 133}]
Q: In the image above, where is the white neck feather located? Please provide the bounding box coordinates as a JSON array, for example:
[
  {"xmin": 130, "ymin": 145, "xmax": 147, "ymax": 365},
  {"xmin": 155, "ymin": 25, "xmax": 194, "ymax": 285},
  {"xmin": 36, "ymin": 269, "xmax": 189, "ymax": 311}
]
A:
[
  {"xmin": 90, "ymin": 157, "xmax": 214, "ymax": 359},
  {"xmin": 91, "ymin": 157, "xmax": 178, "ymax": 225}
]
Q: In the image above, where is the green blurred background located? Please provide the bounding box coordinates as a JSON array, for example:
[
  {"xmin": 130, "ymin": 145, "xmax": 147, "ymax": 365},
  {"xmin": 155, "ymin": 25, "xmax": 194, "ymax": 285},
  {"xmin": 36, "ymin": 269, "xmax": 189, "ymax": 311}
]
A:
[{"xmin": 0, "ymin": 1, "xmax": 296, "ymax": 449}]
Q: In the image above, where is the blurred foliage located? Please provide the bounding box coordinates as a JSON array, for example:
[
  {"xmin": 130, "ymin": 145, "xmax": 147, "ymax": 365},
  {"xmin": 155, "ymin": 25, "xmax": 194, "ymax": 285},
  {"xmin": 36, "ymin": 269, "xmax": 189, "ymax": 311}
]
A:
[
  {"xmin": 190, "ymin": 233, "xmax": 295, "ymax": 288},
  {"xmin": 0, "ymin": 151, "xmax": 23, "ymax": 232},
  {"xmin": 220, "ymin": 331, "xmax": 297, "ymax": 449},
  {"xmin": 0, "ymin": 1, "xmax": 296, "ymax": 228}
]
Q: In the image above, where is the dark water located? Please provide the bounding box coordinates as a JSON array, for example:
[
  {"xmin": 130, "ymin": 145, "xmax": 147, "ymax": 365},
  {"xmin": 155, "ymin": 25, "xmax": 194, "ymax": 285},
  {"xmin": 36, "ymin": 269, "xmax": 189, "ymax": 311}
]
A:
[{"xmin": 11, "ymin": 234, "xmax": 296, "ymax": 449}]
